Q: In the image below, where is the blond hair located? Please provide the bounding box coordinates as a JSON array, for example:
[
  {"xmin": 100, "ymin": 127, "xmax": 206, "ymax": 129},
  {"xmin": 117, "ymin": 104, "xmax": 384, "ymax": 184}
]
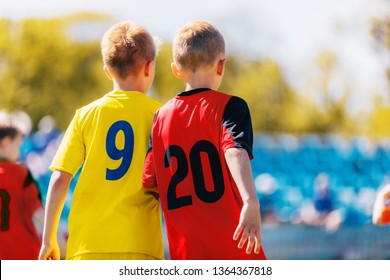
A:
[
  {"xmin": 101, "ymin": 21, "xmax": 156, "ymax": 79},
  {"xmin": 173, "ymin": 21, "xmax": 225, "ymax": 72}
]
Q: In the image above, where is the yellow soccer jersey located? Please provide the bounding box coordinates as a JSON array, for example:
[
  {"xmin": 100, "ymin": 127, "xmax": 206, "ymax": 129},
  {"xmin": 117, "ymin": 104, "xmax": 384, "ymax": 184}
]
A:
[{"xmin": 50, "ymin": 90, "xmax": 163, "ymax": 260}]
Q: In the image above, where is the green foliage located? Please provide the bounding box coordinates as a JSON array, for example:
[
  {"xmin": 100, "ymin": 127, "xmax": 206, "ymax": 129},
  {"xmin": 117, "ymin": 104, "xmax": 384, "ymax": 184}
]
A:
[
  {"xmin": 220, "ymin": 56, "xmax": 309, "ymax": 133},
  {"xmin": 0, "ymin": 15, "xmax": 111, "ymax": 129},
  {"xmin": 152, "ymin": 44, "xmax": 183, "ymax": 101},
  {"xmin": 367, "ymin": 105, "xmax": 390, "ymax": 138},
  {"xmin": 366, "ymin": 17, "xmax": 390, "ymax": 139},
  {"xmin": 219, "ymin": 54, "xmax": 357, "ymax": 135},
  {"xmin": 301, "ymin": 50, "xmax": 358, "ymax": 136}
]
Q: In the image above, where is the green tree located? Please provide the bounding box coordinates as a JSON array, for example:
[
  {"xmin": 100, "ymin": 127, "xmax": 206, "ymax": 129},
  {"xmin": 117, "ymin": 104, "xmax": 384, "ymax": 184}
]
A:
[
  {"xmin": 302, "ymin": 49, "xmax": 357, "ymax": 135},
  {"xmin": 220, "ymin": 56, "xmax": 319, "ymax": 134},
  {"xmin": 152, "ymin": 43, "xmax": 182, "ymax": 101},
  {"xmin": 0, "ymin": 14, "xmax": 111, "ymax": 130},
  {"xmin": 366, "ymin": 17, "xmax": 390, "ymax": 138}
]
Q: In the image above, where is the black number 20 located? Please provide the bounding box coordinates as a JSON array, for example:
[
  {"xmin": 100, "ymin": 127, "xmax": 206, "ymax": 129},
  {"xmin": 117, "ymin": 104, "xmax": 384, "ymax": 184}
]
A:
[{"xmin": 165, "ymin": 140, "xmax": 224, "ymax": 210}]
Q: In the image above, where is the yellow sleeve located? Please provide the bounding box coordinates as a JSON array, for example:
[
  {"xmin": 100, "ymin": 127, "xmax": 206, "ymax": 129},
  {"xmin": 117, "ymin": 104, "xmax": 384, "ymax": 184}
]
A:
[{"xmin": 49, "ymin": 109, "xmax": 85, "ymax": 176}]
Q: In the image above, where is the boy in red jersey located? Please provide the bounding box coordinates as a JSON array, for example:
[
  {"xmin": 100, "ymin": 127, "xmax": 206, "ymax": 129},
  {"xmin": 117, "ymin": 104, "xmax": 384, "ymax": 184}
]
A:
[
  {"xmin": 143, "ymin": 21, "xmax": 266, "ymax": 260},
  {"xmin": 0, "ymin": 115, "xmax": 44, "ymax": 259},
  {"xmin": 373, "ymin": 183, "xmax": 390, "ymax": 225}
]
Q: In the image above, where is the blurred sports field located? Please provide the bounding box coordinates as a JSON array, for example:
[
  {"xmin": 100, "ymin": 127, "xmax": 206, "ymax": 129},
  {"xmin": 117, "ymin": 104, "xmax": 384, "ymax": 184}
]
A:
[{"xmin": 21, "ymin": 120, "xmax": 390, "ymax": 260}]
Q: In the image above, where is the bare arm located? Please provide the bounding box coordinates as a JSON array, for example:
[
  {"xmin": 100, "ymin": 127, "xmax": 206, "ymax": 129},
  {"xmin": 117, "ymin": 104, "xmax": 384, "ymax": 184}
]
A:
[
  {"xmin": 33, "ymin": 207, "xmax": 45, "ymax": 237},
  {"xmin": 224, "ymin": 147, "xmax": 261, "ymax": 254},
  {"xmin": 39, "ymin": 170, "xmax": 72, "ymax": 260}
]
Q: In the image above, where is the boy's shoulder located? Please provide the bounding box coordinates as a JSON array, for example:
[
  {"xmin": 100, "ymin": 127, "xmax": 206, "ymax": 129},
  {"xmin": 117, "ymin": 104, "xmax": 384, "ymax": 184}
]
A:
[
  {"xmin": 72, "ymin": 92, "xmax": 162, "ymax": 127},
  {"xmin": 77, "ymin": 95, "xmax": 109, "ymax": 113},
  {"xmin": 78, "ymin": 91, "xmax": 162, "ymax": 113},
  {"xmin": 161, "ymin": 89, "xmax": 246, "ymax": 108},
  {"xmin": 0, "ymin": 162, "xmax": 38, "ymax": 189},
  {"xmin": 0, "ymin": 161, "xmax": 29, "ymax": 177},
  {"xmin": 72, "ymin": 93, "xmax": 119, "ymax": 120},
  {"xmin": 210, "ymin": 90, "xmax": 249, "ymax": 110}
]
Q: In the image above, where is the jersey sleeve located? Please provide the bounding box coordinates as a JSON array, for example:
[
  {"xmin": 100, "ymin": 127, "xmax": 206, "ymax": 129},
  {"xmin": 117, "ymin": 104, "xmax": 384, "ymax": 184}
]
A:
[
  {"xmin": 221, "ymin": 96, "xmax": 254, "ymax": 159},
  {"xmin": 142, "ymin": 132, "xmax": 157, "ymax": 189},
  {"xmin": 49, "ymin": 109, "xmax": 85, "ymax": 176},
  {"xmin": 23, "ymin": 168, "xmax": 43, "ymax": 214}
]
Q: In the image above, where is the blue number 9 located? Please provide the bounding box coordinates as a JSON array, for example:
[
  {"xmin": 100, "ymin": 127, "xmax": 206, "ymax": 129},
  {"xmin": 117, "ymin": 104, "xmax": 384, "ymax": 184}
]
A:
[{"xmin": 105, "ymin": 120, "xmax": 134, "ymax": 180}]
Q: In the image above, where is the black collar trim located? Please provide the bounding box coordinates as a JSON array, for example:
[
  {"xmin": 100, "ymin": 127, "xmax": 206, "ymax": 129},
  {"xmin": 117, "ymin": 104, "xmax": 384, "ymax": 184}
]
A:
[{"xmin": 178, "ymin": 88, "xmax": 211, "ymax": 96}]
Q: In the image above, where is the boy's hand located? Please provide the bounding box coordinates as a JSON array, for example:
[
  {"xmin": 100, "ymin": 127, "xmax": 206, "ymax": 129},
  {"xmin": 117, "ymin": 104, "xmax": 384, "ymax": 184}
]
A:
[
  {"xmin": 39, "ymin": 242, "xmax": 60, "ymax": 260},
  {"xmin": 233, "ymin": 202, "xmax": 262, "ymax": 254}
]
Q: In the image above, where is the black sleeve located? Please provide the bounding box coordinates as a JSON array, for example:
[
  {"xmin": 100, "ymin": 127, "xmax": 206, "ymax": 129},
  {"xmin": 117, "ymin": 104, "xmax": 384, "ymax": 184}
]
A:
[
  {"xmin": 146, "ymin": 131, "xmax": 153, "ymax": 155},
  {"xmin": 145, "ymin": 113, "xmax": 157, "ymax": 156},
  {"xmin": 23, "ymin": 169, "xmax": 43, "ymax": 203},
  {"xmin": 222, "ymin": 96, "xmax": 254, "ymax": 158}
]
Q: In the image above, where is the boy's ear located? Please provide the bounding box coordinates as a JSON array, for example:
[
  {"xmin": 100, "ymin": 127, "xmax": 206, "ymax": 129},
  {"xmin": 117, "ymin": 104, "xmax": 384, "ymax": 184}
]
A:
[
  {"xmin": 217, "ymin": 58, "xmax": 226, "ymax": 76},
  {"xmin": 171, "ymin": 62, "xmax": 183, "ymax": 79},
  {"xmin": 103, "ymin": 65, "xmax": 113, "ymax": 81},
  {"xmin": 144, "ymin": 60, "xmax": 154, "ymax": 77}
]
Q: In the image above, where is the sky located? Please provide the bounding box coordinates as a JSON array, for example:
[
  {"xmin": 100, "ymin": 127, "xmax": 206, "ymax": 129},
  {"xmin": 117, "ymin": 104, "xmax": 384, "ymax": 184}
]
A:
[{"xmin": 1, "ymin": 0, "xmax": 389, "ymax": 114}]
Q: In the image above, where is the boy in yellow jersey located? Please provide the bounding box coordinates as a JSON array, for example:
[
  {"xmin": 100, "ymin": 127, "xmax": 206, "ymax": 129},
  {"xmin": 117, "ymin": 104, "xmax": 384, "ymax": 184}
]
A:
[{"xmin": 39, "ymin": 21, "xmax": 163, "ymax": 260}]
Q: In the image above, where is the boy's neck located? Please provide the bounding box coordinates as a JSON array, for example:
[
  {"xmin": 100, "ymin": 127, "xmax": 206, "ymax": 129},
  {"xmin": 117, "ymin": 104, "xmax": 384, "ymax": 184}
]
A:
[
  {"xmin": 184, "ymin": 76, "xmax": 220, "ymax": 91},
  {"xmin": 112, "ymin": 76, "xmax": 147, "ymax": 94},
  {"xmin": 113, "ymin": 81, "xmax": 145, "ymax": 93},
  {"xmin": 182, "ymin": 67, "xmax": 222, "ymax": 91}
]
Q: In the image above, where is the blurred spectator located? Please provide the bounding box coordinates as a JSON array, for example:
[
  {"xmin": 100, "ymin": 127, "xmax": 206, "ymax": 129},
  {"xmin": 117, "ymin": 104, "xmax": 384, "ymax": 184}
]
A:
[
  {"xmin": 31, "ymin": 115, "xmax": 61, "ymax": 153},
  {"xmin": 313, "ymin": 173, "xmax": 334, "ymax": 214},
  {"xmin": 0, "ymin": 112, "xmax": 44, "ymax": 259},
  {"xmin": 0, "ymin": 110, "xmax": 68, "ymax": 259},
  {"xmin": 298, "ymin": 173, "xmax": 342, "ymax": 232}
]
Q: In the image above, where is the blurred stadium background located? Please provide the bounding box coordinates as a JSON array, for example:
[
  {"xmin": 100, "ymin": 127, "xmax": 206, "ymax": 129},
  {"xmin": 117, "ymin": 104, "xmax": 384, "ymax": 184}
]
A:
[
  {"xmin": 1, "ymin": 0, "xmax": 390, "ymax": 259},
  {"xmin": 11, "ymin": 118, "xmax": 390, "ymax": 260}
]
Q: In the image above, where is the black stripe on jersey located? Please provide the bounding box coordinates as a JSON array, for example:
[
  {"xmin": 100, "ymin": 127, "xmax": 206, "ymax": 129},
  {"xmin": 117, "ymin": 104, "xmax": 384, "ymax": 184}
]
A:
[
  {"xmin": 24, "ymin": 169, "xmax": 43, "ymax": 202},
  {"xmin": 177, "ymin": 88, "xmax": 211, "ymax": 96},
  {"xmin": 146, "ymin": 132, "xmax": 153, "ymax": 156},
  {"xmin": 222, "ymin": 96, "xmax": 254, "ymax": 159},
  {"xmin": 23, "ymin": 169, "xmax": 36, "ymax": 188},
  {"xmin": 146, "ymin": 113, "xmax": 158, "ymax": 156}
]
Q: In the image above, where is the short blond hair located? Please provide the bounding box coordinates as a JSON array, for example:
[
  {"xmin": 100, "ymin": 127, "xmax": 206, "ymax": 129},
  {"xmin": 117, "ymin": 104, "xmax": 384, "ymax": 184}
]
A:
[
  {"xmin": 101, "ymin": 21, "xmax": 156, "ymax": 79},
  {"xmin": 173, "ymin": 21, "xmax": 225, "ymax": 72}
]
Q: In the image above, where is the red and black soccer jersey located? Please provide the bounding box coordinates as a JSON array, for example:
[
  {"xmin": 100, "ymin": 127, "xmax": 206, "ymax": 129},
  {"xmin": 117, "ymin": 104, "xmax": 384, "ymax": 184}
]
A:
[
  {"xmin": 143, "ymin": 88, "xmax": 266, "ymax": 260},
  {"xmin": 0, "ymin": 161, "xmax": 43, "ymax": 260}
]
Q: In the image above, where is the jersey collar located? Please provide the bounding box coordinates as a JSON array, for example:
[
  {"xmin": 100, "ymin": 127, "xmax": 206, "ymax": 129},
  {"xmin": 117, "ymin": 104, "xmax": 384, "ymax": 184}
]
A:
[
  {"xmin": 177, "ymin": 88, "xmax": 211, "ymax": 97},
  {"xmin": 106, "ymin": 90, "xmax": 144, "ymax": 98}
]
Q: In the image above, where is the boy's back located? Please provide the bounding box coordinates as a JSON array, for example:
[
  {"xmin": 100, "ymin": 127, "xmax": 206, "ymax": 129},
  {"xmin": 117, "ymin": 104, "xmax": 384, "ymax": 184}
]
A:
[
  {"xmin": 143, "ymin": 21, "xmax": 266, "ymax": 260},
  {"xmin": 146, "ymin": 88, "xmax": 265, "ymax": 259},
  {"xmin": 51, "ymin": 90, "xmax": 163, "ymax": 259},
  {"xmin": 39, "ymin": 21, "xmax": 164, "ymax": 260}
]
